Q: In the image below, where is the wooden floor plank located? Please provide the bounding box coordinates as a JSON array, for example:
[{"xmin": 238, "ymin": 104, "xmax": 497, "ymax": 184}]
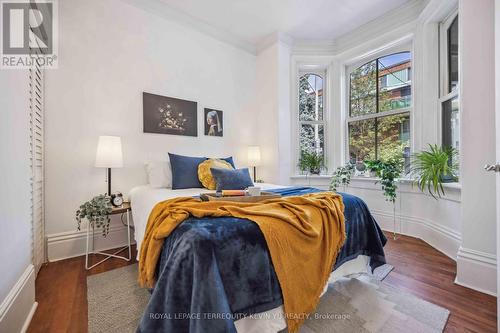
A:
[{"xmin": 27, "ymin": 233, "xmax": 497, "ymax": 332}]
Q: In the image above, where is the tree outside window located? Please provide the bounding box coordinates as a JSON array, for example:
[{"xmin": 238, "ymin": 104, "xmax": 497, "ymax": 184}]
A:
[
  {"xmin": 348, "ymin": 52, "xmax": 412, "ymax": 172},
  {"xmin": 299, "ymin": 73, "xmax": 325, "ymax": 159}
]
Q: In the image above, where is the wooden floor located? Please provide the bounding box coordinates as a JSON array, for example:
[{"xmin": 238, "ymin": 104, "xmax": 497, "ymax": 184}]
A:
[{"xmin": 28, "ymin": 233, "xmax": 497, "ymax": 333}]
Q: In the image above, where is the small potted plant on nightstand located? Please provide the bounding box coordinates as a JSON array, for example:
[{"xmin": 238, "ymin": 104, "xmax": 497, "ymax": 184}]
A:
[{"xmin": 76, "ymin": 194, "xmax": 113, "ymax": 237}]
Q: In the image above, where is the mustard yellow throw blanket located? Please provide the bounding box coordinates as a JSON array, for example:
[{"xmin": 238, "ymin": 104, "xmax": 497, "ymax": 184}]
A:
[{"xmin": 139, "ymin": 192, "xmax": 346, "ymax": 333}]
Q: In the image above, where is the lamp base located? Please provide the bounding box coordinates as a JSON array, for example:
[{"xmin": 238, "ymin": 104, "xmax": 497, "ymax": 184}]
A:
[
  {"xmin": 107, "ymin": 168, "xmax": 111, "ymax": 196},
  {"xmin": 253, "ymin": 166, "xmax": 256, "ymax": 183}
]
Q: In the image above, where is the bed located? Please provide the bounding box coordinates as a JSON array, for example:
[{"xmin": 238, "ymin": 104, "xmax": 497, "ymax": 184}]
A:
[{"xmin": 129, "ymin": 184, "xmax": 387, "ymax": 333}]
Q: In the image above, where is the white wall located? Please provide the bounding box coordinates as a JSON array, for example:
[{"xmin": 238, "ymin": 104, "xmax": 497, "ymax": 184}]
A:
[
  {"xmin": 44, "ymin": 0, "xmax": 258, "ymax": 254},
  {"xmin": 456, "ymin": 0, "xmax": 497, "ymax": 295},
  {"xmin": 0, "ymin": 70, "xmax": 37, "ymax": 331},
  {"xmin": 255, "ymin": 44, "xmax": 279, "ymax": 183},
  {"xmin": 255, "ymin": 38, "xmax": 291, "ymax": 184}
]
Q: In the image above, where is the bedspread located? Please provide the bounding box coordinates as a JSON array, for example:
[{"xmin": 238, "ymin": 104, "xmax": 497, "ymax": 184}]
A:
[{"xmin": 137, "ymin": 187, "xmax": 386, "ymax": 333}]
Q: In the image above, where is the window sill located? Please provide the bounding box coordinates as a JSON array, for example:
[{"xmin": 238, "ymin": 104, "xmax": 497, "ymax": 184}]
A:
[
  {"xmin": 350, "ymin": 176, "xmax": 461, "ymax": 190},
  {"xmin": 290, "ymin": 175, "xmax": 332, "ymax": 179},
  {"xmin": 289, "ymin": 175, "xmax": 461, "ymax": 190}
]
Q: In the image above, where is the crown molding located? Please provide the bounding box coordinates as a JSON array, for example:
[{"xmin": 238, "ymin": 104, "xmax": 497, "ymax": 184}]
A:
[
  {"xmin": 291, "ymin": 0, "xmax": 425, "ymax": 56},
  {"xmin": 334, "ymin": 0, "xmax": 424, "ymax": 53},
  {"xmin": 120, "ymin": 0, "xmax": 258, "ymax": 55},
  {"xmin": 120, "ymin": 0, "xmax": 427, "ymax": 57},
  {"xmin": 256, "ymin": 32, "xmax": 293, "ymax": 53}
]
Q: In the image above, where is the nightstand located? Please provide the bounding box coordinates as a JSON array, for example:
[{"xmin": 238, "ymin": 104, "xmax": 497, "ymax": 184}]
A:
[{"xmin": 85, "ymin": 202, "xmax": 132, "ymax": 270}]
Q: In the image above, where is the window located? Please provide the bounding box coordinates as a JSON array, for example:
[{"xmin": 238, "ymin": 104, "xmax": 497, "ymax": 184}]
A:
[
  {"xmin": 440, "ymin": 14, "xmax": 459, "ymax": 156},
  {"xmin": 298, "ymin": 72, "xmax": 326, "ymax": 160},
  {"xmin": 347, "ymin": 52, "xmax": 412, "ymax": 171}
]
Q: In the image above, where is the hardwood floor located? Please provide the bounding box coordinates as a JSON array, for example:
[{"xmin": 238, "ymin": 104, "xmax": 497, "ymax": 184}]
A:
[{"xmin": 28, "ymin": 233, "xmax": 497, "ymax": 333}]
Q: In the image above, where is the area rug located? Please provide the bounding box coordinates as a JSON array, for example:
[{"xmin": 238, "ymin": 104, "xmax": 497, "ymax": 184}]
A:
[{"xmin": 87, "ymin": 264, "xmax": 448, "ymax": 333}]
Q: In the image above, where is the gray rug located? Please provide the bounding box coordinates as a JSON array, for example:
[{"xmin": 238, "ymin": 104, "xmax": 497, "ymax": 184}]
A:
[{"xmin": 87, "ymin": 264, "xmax": 449, "ymax": 333}]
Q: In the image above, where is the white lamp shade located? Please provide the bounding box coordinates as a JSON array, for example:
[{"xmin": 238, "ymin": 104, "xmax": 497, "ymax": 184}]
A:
[
  {"xmin": 247, "ymin": 146, "xmax": 261, "ymax": 166},
  {"xmin": 95, "ymin": 136, "xmax": 123, "ymax": 168}
]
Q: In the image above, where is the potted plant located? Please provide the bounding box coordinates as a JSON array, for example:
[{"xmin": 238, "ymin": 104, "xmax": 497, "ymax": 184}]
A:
[
  {"xmin": 76, "ymin": 194, "xmax": 113, "ymax": 236},
  {"xmin": 298, "ymin": 151, "xmax": 325, "ymax": 175},
  {"xmin": 364, "ymin": 159, "xmax": 402, "ymax": 203},
  {"xmin": 410, "ymin": 144, "xmax": 458, "ymax": 199},
  {"xmin": 330, "ymin": 163, "xmax": 355, "ymax": 192},
  {"xmin": 363, "ymin": 160, "xmax": 379, "ymax": 178},
  {"xmin": 365, "ymin": 159, "xmax": 403, "ymax": 240}
]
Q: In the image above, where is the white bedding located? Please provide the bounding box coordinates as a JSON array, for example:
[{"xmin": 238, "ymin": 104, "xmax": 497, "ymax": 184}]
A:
[{"xmin": 128, "ymin": 184, "xmax": 370, "ymax": 333}]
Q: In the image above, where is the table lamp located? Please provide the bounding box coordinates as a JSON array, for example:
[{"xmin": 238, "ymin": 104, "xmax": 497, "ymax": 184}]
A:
[
  {"xmin": 95, "ymin": 136, "xmax": 123, "ymax": 195},
  {"xmin": 247, "ymin": 146, "xmax": 261, "ymax": 182}
]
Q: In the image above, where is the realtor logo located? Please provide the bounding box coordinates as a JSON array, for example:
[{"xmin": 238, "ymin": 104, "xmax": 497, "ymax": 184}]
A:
[{"xmin": 1, "ymin": 0, "xmax": 58, "ymax": 68}]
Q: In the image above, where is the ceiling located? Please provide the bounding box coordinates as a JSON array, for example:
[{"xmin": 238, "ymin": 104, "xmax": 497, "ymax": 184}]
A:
[{"xmin": 157, "ymin": 0, "xmax": 414, "ymax": 48}]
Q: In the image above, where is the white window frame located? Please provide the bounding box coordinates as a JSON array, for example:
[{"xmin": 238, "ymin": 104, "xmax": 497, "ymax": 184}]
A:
[
  {"xmin": 438, "ymin": 9, "xmax": 459, "ymax": 148},
  {"xmin": 344, "ymin": 46, "xmax": 413, "ymax": 165},
  {"xmin": 293, "ymin": 62, "xmax": 331, "ymax": 175}
]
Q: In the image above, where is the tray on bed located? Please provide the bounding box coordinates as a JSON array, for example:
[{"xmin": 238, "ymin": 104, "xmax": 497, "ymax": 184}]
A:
[{"xmin": 200, "ymin": 191, "xmax": 281, "ymax": 203}]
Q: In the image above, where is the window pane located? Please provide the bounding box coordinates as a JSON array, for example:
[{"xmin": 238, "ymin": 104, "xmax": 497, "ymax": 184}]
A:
[
  {"xmin": 348, "ymin": 118, "xmax": 376, "ymax": 164},
  {"xmin": 300, "ymin": 123, "xmax": 324, "ymax": 156},
  {"xmin": 299, "ymin": 74, "xmax": 323, "ymax": 121},
  {"xmin": 377, "ymin": 113, "xmax": 411, "ymax": 172},
  {"xmin": 378, "ymin": 52, "xmax": 412, "ymax": 112},
  {"xmin": 448, "ymin": 17, "xmax": 459, "ymax": 93},
  {"xmin": 350, "ymin": 60, "xmax": 377, "ymax": 117},
  {"xmin": 442, "ymin": 97, "xmax": 459, "ymax": 151}
]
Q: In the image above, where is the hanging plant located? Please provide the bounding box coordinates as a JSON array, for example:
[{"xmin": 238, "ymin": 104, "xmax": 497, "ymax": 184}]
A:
[
  {"xmin": 364, "ymin": 159, "xmax": 402, "ymax": 203},
  {"xmin": 76, "ymin": 195, "xmax": 113, "ymax": 236},
  {"xmin": 330, "ymin": 163, "xmax": 355, "ymax": 192}
]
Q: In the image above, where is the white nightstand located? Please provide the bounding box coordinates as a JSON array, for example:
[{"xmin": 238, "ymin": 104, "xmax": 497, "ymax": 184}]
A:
[{"xmin": 85, "ymin": 202, "xmax": 132, "ymax": 270}]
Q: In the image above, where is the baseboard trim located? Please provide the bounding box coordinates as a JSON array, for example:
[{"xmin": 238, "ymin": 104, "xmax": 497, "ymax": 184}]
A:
[
  {"xmin": 20, "ymin": 302, "xmax": 38, "ymax": 333},
  {"xmin": 0, "ymin": 264, "xmax": 36, "ymax": 333},
  {"xmin": 371, "ymin": 209, "xmax": 461, "ymax": 260},
  {"xmin": 47, "ymin": 223, "xmax": 136, "ymax": 262},
  {"xmin": 455, "ymin": 246, "xmax": 497, "ymax": 296}
]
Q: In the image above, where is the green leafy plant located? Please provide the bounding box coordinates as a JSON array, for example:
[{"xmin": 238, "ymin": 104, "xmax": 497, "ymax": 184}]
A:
[
  {"xmin": 330, "ymin": 163, "xmax": 355, "ymax": 191},
  {"xmin": 298, "ymin": 151, "xmax": 325, "ymax": 175},
  {"xmin": 76, "ymin": 195, "xmax": 113, "ymax": 236},
  {"xmin": 410, "ymin": 144, "xmax": 458, "ymax": 199},
  {"xmin": 365, "ymin": 159, "xmax": 402, "ymax": 203}
]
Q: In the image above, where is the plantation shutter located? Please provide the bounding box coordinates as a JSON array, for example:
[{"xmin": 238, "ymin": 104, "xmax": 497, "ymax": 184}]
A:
[{"xmin": 30, "ymin": 47, "xmax": 46, "ymax": 275}]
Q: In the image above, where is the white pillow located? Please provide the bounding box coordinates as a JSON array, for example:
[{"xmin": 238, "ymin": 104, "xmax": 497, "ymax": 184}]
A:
[{"xmin": 145, "ymin": 161, "xmax": 172, "ymax": 188}]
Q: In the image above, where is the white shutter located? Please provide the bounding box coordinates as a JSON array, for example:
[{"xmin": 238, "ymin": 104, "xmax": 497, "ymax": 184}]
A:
[{"xmin": 29, "ymin": 47, "xmax": 46, "ymax": 275}]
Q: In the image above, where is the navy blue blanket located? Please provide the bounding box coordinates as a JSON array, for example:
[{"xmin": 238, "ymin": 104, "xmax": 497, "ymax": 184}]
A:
[{"xmin": 137, "ymin": 187, "xmax": 386, "ymax": 333}]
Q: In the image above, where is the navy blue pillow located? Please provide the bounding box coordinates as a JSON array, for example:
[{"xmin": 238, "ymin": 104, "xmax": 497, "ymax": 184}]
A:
[
  {"xmin": 221, "ymin": 156, "xmax": 235, "ymax": 168},
  {"xmin": 210, "ymin": 167, "xmax": 254, "ymax": 191},
  {"xmin": 169, "ymin": 153, "xmax": 206, "ymax": 189},
  {"xmin": 168, "ymin": 153, "xmax": 236, "ymax": 189}
]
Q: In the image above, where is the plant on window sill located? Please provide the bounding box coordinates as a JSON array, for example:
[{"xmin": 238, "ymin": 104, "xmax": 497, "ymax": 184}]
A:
[
  {"xmin": 409, "ymin": 144, "xmax": 458, "ymax": 199},
  {"xmin": 330, "ymin": 163, "xmax": 355, "ymax": 192},
  {"xmin": 298, "ymin": 151, "xmax": 325, "ymax": 176},
  {"xmin": 364, "ymin": 159, "xmax": 402, "ymax": 203}
]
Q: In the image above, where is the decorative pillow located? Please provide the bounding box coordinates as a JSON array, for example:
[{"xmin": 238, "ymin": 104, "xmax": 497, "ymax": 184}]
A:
[
  {"xmin": 220, "ymin": 156, "xmax": 236, "ymax": 168},
  {"xmin": 198, "ymin": 159, "xmax": 233, "ymax": 190},
  {"xmin": 168, "ymin": 153, "xmax": 206, "ymax": 189},
  {"xmin": 210, "ymin": 167, "xmax": 254, "ymax": 191},
  {"xmin": 145, "ymin": 161, "xmax": 172, "ymax": 188}
]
